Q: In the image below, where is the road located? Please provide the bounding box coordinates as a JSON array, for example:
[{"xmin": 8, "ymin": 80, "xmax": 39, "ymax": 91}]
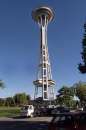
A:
[{"xmin": 0, "ymin": 117, "xmax": 52, "ymax": 130}]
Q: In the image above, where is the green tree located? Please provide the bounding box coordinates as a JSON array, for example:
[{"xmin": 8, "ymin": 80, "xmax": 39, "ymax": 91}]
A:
[
  {"xmin": 5, "ymin": 97, "xmax": 15, "ymax": 106},
  {"xmin": 0, "ymin": 80, "xmax": 5, "ymax": 89},
  {"xmin": 78, "ymin": 23, "xmax": 86, "ymax": 73},
  {"xmin": 0, "ymin": 98, "xmax": 5, "ymax": 106},
  {"xmin": 56, "ymin": 86, "xmax": 75, "ymax": 107},
  {"xmin": 13, "ymin": 93, "xmax": 30, "ymax": 106},
  {"xmin": 76, "ymin": 82, "xmax": 86, "ymax": 106},
  {"xmin": 27, "ymin": 95, "xmax": 31, "ymax": 104}
]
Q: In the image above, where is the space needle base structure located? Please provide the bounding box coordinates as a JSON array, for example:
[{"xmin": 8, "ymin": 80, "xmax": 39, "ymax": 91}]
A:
[{"xmin": 32, "ymin": 6, "xmax": 55, "ymax": 101}]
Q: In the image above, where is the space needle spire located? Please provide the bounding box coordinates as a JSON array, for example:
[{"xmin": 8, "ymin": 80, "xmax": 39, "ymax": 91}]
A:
[{"xmin": 32, "ymin": 6, "xmax": 55, "ymax": 101}]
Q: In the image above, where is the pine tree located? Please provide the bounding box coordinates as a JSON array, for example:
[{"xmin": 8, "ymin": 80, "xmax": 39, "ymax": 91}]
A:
[{"xmin": 78, "ymin": 23, "xmax": 86, "ymax": 73}]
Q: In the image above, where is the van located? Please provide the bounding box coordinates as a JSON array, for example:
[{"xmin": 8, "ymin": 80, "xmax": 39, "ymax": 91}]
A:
[{"xmin": 21, "ymin": 105, "xmax": 34, "ymax": 117}]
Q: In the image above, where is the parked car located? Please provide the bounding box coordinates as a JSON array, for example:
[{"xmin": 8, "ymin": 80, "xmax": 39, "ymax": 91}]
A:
[
  {"xmin": 76, "ymin": 107, "xmax": 83, "ymax": 111},
  {"xmin": 21, "ymin": 105, "xmax": 34, "ymax": 117},
  {"xmin": 51, "ymin": 106, "xmax": 70, "ymax": 115},
  {"xmin": 48, "ymin": 111, "xmax": 86, "ymax": 130},
  {"xmin": 34, "ymin": 107, "xmax": 54, "ymax": 116}
]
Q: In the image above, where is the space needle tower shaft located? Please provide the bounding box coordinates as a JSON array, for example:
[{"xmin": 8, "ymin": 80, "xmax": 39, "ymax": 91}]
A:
[{"xmin": 32, "ymin": 6, "xmax": 55, "ymax": 100}]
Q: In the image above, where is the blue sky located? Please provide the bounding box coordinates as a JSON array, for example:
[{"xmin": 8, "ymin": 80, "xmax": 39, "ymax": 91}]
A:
[{"xmin": 0, "ymin": 0, "xmax": 86, "ymax": 98}]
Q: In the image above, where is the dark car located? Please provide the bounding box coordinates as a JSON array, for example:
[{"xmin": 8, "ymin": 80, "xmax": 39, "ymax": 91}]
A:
[
  {"xmin": 48, "ymin": 112, "xmax": 86, "ymax": 130},
  {"xmin": 34, "ymin": 107, "xmax": 54, "ymax": 116},
  {"xmin": 51, "ymin": 106, "xmax": 70, "ymax": 115}
]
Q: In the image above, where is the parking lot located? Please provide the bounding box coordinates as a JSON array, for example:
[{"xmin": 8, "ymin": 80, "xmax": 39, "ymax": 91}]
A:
[{"xmin": 0, "ymin": 117, "xmax": 52, "ymax": 130}]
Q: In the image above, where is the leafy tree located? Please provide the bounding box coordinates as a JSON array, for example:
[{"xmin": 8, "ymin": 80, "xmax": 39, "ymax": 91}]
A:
[
  {"xmin": 27, "ymin": 95, "xmax": 31, "ymax": 104},
  {"xmin": 0, "ymin": 98, "xmax": 5, "ymax": 106},
  {"xmin": 5, "ymin": 97, "xmax": 15, "ymax": 106},
  {"xmin": 0, "ymin": 80, "xmax": 5, "ymax": 106},
  {"xmin": 56, "ymin": 86, "xmax": 75, "ymax": 107},
  {"xmin": 58, "ymin": 86, "xmax": 74, "ymax": 96},
  {"xmin": 0, "ymin": 80, "xmax": 5, "ymax": 89},
  {"xmin": 78, "ymin": 23, "xmax": 86, "ymax": 73},
  {"xmin": 75, "ymin": 82, "xmax": 86, "ymax": 106},
  {"xmin": 13, "ymin": 93, "xmax": 30, "ymax": 106}
]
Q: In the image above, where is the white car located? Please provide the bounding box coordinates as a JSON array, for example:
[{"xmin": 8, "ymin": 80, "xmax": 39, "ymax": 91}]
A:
[{"xmin": 21, "ymin": 105, "xmax": 34, "ymax": 117}]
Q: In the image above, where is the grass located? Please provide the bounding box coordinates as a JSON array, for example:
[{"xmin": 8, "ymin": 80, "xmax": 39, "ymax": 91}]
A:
[{"xmin": 0, "ymin": 107, "xmax": 21, "ymax": 117}]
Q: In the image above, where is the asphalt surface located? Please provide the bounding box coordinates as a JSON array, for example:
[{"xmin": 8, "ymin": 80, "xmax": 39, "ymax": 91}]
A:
[{"xmin": 0, "ymin": 117, "xmax": 52, "ymax": 130}]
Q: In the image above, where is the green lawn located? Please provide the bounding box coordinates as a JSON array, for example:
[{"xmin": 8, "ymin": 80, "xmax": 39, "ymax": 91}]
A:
[{"xmin": 0, "ymin": 107, "xmax": 21, "ymax": 117}]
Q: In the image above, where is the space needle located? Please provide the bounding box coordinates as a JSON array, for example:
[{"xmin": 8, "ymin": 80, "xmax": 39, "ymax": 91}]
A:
[{"xmin": 32, "ymin": 6, "xmax": 55, "ymax": 101}]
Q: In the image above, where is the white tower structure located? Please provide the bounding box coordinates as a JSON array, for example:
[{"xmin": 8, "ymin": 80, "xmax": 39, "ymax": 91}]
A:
[{"xmin": 32, "ymin": 6, "xmax": 55, "ymax": 101}]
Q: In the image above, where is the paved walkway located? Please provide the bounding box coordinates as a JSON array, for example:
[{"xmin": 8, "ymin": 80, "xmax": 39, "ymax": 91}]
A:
[{"xmin": 0, "ymin": 117, "xmax": 52, "ymax": 130}]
